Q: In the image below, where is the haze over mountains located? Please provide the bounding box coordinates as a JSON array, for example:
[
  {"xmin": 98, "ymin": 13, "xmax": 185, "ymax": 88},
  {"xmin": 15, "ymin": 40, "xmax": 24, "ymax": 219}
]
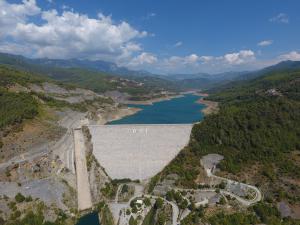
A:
[{"xmin": 1, "ymin": 52, "xmax": 300, "ymax": 91}]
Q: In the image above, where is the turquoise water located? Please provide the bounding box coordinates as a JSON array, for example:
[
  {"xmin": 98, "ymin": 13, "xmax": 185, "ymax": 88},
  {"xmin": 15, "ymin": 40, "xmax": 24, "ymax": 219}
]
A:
[
  {"xmin": 76, "ymin": 212, "xmax": 100, "ymax": 225},
  {"xmin": 109, "ymin": 94, "xmax": 205, "ymax": 124}
]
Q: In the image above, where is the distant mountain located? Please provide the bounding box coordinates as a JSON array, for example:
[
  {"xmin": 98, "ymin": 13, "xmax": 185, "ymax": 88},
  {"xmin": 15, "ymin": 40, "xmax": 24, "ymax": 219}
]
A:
[
  {"xmin": 206, "ymin": 60, "xmax": 300, "ymax": 94},
  {"xmin": 165, "ymin": 71, "xmax": 250, "ymax": 90},
  {"xmin": 1, "ymin": 52, "xmax": 300, "ymax": 92},
  {"xmin": 168, "ymin": 61, "xmax": 300, "ymax": 83},
  {"xmin": 0, "ymin": 52, "xmax": 155, "ymax": 77},
  {"xmin": 236, "ymin": 60, "xmax": 300, "ymax": 81},
  {"xmin": 262, "ymin": 60, "xmax": 300, "ymax": 71},
  {"xmin": 167, "ymin": 71, "xmax": 249, "ymax": 81},
  {"xmin": 166, "ymin": 73, "xmax": 211, "ymax": 80},
  {"xmin": 0, "ymin": 52, "xmax": 181, "ymax": 97}
]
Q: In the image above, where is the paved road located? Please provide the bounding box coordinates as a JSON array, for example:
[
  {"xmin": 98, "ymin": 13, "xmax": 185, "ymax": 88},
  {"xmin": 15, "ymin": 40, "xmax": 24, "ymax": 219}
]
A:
[
  {"xmin": 115, "ymin": 184, "xmax": 123, "ymax": 203},
  {"xmin": 143, "ymin": 194, "xmax": 179, "ymax": 225},
  {"xmin": 73, "ymin": 128, "xmax": 92, "ymax": 211},
  {"xmin": 205, "ymin": 168, "xmax": 262, "ymax": 206}
]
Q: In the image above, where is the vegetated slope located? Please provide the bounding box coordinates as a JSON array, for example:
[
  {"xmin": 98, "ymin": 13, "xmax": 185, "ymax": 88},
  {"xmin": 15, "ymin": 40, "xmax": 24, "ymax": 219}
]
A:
[
  {"xmin": 0, "ymin": 65, "xmax": 113, "ymax": 154},
  {"xmin": 0, "ymin": 90, "xmax": 38, "ymax": 129},
  {"xmin": 156, "ymin": 61, "xmax": 300, "ymax": 91},
  {"xmin": 0, "ymin": 65, "xmax": 116, "ymax": 125},
  {"xmin": 162, "ymin": 69, "xmax": 300, "ymax": 221},
  {"xmin": 0, "ymin": 52, "xmax": 181, "ymax": 98},
  {"xmin": 207, "ymin": 60, "xmax": 300, "ymax": 94},
  {"xmin": 0, "ymin": 66, "xmax": 61, "ymax": 157},
  {"xmin": 0, "ymin": 66, "xmax": 45, "ymax": 130}
]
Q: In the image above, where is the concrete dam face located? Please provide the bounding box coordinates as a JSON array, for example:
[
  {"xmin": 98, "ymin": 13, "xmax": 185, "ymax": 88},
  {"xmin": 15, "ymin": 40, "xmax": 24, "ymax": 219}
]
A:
[{"xmin": 88, "ymin": 124, "xmax": 193, "ymax": 180}]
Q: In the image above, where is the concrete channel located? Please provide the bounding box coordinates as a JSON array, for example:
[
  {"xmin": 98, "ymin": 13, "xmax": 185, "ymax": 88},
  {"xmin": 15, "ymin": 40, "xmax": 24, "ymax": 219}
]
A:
[{"xmin": 73, "ymin": 128, "xmax": 93, "ymax": 211}]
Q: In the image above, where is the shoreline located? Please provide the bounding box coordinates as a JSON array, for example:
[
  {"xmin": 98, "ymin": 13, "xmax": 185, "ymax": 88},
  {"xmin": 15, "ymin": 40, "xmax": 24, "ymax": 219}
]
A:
[
  {"xmin": 123, "ymin": 94, "xmax": 184, "ymax": 105},
  {"xmin": 103, "ymin": 94, "xmax": 184, "ymax": 123},
  {"xmin": 98, "ymin": 92, "xmax": 218, "ymax": 125},
  {"xmin": 96, "ymin": 106, "xmax": 142, "ymax": 125},
  {"xmin": 193, "ymin": 92, "xmax": 209, "ymax": 97},
  {"xmin": 197, "ymin": 97, "xmax": 219, "ymax": 115}
]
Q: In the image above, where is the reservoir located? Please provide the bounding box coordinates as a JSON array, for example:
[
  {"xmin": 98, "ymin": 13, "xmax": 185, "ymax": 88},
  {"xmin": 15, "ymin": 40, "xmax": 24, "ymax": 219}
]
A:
[{"xmin": 109, "ymin": 94, "xmax": 205, "ymax": 124}]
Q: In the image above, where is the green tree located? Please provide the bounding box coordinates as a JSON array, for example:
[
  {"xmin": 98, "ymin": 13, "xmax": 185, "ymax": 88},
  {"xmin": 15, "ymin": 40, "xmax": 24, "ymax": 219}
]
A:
[
  {"xmin": 15, "ymin": 193, "xmax": 25, "ymax": 203},
  {"xmin": 154, "ymin": 198, "xmax": 164, "ymax": 209}
]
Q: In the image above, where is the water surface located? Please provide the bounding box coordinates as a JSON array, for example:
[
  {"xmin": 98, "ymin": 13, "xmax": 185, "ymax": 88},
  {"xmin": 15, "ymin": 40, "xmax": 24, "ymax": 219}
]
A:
[
  {"xmin": 109, "ymin": 94, "xmax": 205, "ymax": 124},
  {"xmin": 76, "ymin": 212, "xmax": 100, "ymax": 225}
]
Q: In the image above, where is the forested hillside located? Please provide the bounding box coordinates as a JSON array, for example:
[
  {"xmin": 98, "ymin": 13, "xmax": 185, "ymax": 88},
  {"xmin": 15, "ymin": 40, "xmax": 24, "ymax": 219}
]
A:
[{"xmin": 162, "ymin": 69, "xmax": 300, "ymax": 223}]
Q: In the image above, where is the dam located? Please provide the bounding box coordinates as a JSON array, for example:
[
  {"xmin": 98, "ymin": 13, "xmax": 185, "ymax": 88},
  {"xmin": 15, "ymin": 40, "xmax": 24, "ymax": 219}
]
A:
[{"xmin": 88, "ymin": 124, "xmax": 193, "ymax": 180}]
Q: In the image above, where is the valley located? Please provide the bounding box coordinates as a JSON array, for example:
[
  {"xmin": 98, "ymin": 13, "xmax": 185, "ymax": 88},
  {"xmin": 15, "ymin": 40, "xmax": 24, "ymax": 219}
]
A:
[
  {"xmin": 1, "ymin": 1, "xmax": 300, "ymax": 224},
  {"xmin": 0, "ymin": 53, "xmax": 299, "ymax": 225}
]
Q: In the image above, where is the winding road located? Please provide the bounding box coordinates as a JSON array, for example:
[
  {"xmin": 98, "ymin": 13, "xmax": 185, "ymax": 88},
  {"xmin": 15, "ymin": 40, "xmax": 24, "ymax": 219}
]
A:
[{"xmin": 204, "ymin": 165, "xmax": 262, "ymax": 206}]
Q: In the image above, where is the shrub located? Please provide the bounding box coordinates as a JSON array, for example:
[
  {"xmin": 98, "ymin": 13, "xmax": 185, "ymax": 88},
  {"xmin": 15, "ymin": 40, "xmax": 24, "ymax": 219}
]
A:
[{"xmin": 15, "ymin": 193, "xmax": 25, "ymax": 203}]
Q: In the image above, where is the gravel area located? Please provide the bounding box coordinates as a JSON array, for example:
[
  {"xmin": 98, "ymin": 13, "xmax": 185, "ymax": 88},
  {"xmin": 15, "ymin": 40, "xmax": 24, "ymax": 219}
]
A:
[
  {"xmin": 200, "ymin": 154, "xmax": 224, "ymax": 172},
  {"xmin": 0, "ymin": 178, "xmax": 68, "ymax": 209}
]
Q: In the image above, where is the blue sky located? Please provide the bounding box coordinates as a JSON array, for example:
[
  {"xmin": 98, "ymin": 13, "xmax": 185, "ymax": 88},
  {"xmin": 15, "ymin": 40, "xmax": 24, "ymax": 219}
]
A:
[{"xmin": 1, "ymin": 0, "xmax": 300, "ymax": 74}]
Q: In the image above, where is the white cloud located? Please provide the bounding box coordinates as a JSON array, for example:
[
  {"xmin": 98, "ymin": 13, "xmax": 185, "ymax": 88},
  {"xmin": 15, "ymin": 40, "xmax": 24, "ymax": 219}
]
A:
[
  {"xmin": 0, "ymin": 0, "xmax": 293, "ymax": 74},
  {"xmin": 269, "ymin": 13, "xmax": 289, "ymax": 24},
  {"xmin": 164, "ymin": 54, "xmax": 199, "ymax": 67},
  {"xmin": 0, "ymin": 0, "xmax": 41, "ymax": 37},
  {"xmin": 258, "ymin": 40, "xmax": 273, "ymax": 47},
  {"xmin": 223, "ymin": 50, "xmax": 255, "ymax": 65},
  {"xmin": 155, "ymin": 50, "xmax": 256, "ymax": 73},
  {"xmin": 279, "ymin": 51, "xmax": 300, "ymax": 61},
  {"xmin": 174, "ymin": 41, "xmax": 183, "ymax": 47},
  {"xmin": 199, "ymin": 56, "xmax": 213, "ymax": 63},
  {"xmin": 0, "ymin": 0, "xmax": 147, "ymax": 63},
  {"xmin": 127, "ymin": 52, "xmax": 157, "ymax": 67}
]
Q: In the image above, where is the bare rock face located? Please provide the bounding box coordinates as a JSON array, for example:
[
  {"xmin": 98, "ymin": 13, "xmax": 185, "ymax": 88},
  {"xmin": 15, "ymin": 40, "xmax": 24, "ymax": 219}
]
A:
[
  {"xmin": 30, "ymin": 82, "xmax": 104, "ymax": 103},
  {"xmin": 82, "ymin": 126, "xmax": 110, "ymax": 204}
]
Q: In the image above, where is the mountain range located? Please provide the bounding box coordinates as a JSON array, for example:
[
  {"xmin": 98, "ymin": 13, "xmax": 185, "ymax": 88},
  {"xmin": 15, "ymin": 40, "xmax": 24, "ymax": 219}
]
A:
[{"xmin": 1, "ymin": 52, "xmax": 300, "ymax": 91}]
